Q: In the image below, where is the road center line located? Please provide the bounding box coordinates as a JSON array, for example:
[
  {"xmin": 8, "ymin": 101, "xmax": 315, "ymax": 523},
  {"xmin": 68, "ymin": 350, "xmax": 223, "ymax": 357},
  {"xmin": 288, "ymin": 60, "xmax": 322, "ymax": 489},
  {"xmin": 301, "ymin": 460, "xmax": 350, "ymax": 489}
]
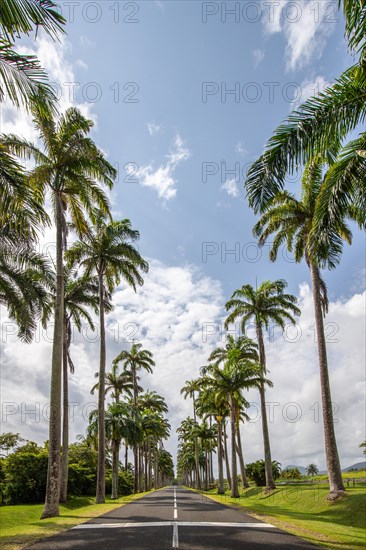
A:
[{"xmin": 172, "ymin": 522, "xmax": 179, "ymax": 548}]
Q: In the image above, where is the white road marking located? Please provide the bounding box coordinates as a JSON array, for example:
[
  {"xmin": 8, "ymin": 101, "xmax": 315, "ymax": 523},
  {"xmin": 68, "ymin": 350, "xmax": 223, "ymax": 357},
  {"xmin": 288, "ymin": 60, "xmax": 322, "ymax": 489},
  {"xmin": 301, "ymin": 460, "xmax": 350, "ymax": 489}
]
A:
[
  {"xmin": 73, "ymin": 521, "xmax": 274, "ymax": 530},
  {"xmin": 72, "ymin": 521, "xmax": 173, "ymax": 529},
  {"xmin": 173, "ymin": 486, "xmax": 177, "ymax": 520},
  {"xmin": 172, "ymin": 522, "xmax": 179, "ymax": 548}
]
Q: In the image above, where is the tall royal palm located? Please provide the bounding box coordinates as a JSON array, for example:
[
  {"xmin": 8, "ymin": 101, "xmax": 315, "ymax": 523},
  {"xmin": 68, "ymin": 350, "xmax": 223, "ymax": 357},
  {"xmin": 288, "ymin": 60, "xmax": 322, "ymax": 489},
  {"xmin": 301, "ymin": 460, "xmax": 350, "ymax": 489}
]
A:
[
  {"xmin": 113, "ymin": 343, "xmax": 155, "ymax": 492},
  {"xmin": 3, "ymin": 104, "xmax": 115, "ymax": 517},
  {"xmin": 67, "ymin": 218, "xmax": 148, "ymax": 502},
  {"xmin": 253, "ymin": 159, "xmax": 352, "ymax": 496},
  {"xmin": 201, "ymin": 341, "xmax": 266, "ymax": 498},
  {"xmin": 0, "ymin": 0, "xmax": 65, "ymax": 109},
  {"xmin": 244, "ymin": 2, "xmax": 365, "ymax": 227},
  {"xmin": 180, "ymin": 378, "xmax": 202, "ymax": 489},
  {"xmin": 225, "ymin": 282, "xmax": 300, "ymax": 491},
  {"xmin": 42, "ymin": 266, "xmax": 110, "ymax": 502},
  {"xmin": 195, "ymin": 387, "xmax": 229, "ymax": 495}
]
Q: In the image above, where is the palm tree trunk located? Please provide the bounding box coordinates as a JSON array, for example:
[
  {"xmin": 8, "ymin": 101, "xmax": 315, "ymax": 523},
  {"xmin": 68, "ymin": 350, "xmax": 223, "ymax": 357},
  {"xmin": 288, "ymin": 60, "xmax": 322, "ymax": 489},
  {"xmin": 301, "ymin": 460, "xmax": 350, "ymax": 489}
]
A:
[
  {"xmin": 111, "ymin": 439, "xmax": 119, "ymax": 499},
  {"xmin": 230, "ymin": 398, "xmax": 239, "ymax": 498},
  {"xmin": 192, "ymin": 397, "xmax": 201, "ymax": 490},
  {"xmin": 133, "ymin": 445, "xmax": 139, "ymax": 493},
  {"xmin": 217, "ymin": 419, "xmax": 224, "ymax": 494},
  {"xmin": 125, "ymin": 443, "xmax": 128, "ymax": 470},
  {"xmin": 236, "ymin": 423, "xmax": 249, "ymax": 488},
  {"xmin": 96, "ymin": 267, "xmax": 106, "ymax": 503},
  {"xmin": 310, "ymin": 264, "xmax": 345, "ymax": 496},
  {"xmin": 41, "ymin": 193, "xmax": 64, "ymax": 519},
  {"xmin": 256, "ymin": 324, "xmax": 275, "ymax": 491},
  {"xmin": 223, "ymin": 422, "xmax": 231, "ymax": 490},
  {"xmin": 59, "ymin": 323, "xmax": 69, "ymax": 503}
]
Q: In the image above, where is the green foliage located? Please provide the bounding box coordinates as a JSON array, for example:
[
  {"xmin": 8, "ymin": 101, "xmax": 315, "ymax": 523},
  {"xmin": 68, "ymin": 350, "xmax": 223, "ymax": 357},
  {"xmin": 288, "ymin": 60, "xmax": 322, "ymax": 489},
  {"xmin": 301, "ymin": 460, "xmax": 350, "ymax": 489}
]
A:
[
  {"xmin": 1, "ymin": 439, "xmax": 134, "ymax": 505},
  {"xmin": 2, "ymin": 446, "xmax": 48, "ymax": 504},
  {"xmin": 246, "ymin": 460, "xmax": 281, "ymax": 486},
  {"xmin": 281, "ymin": 468, "xmax": 303, "ymax": 480},
  {"xmin": 306, "ymin": 463, "xmax": 319, "ymax": 476},
  {"xmin": 0, "ymin": 432, "xmax": 24, "ymax": 453}
]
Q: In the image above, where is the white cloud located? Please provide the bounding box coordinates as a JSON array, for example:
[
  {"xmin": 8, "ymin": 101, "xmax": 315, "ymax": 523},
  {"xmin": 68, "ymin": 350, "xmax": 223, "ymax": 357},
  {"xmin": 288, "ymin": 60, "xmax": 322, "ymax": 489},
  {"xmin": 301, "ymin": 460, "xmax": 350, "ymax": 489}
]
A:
[
  {"xmin": 137, "ymin": 134, "xmax": 190, "ymax": 201},
  {"xmin": 0, "ymin": 35, "xmax": 94, "ymax": 142},
  {"xmin": 235, "ymin": 141, "xmax": 248, "ymax": 157},
  {"xmin": 147, "ymin": 122, "xmax": 162, "ymax": 136},
  {"xmin": 238, "ymin": 284, "xmax": 366, "ymax": 470},
  {"xmin": 1, "ymin": 271, "xmax": 365, "ymax": 469},
  {"xmin": 261, "ymin": 0, "xmax": 336, "ymax": 71},
  {"xmin": 75, "ymin": 59, "xmax": 88, "ymax": 71},
  {"xmin": 292, "ymin": 75, "xmax": 329, "ymax": 109},
  {"xmin": 221, "ymin": 178, "xmax": 240, "ymax": 198},
  {"xmin": 154, "ymin": 0, "xmax": 165, "ymax": 12},
  {"xmin": 0, "ymin": 259, "xmax": 224, "ymax": 458},
  {"xmin": 253, "ymin": 48, "xmax": 265, "ymax": 67}
]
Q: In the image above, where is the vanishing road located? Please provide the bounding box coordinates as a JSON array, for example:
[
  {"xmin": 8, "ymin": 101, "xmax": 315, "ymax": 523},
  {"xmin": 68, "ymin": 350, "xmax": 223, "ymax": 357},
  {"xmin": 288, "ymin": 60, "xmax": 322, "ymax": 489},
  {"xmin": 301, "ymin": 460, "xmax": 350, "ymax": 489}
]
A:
[{"xmin": 31, "ymin": 487, "xmax": 319, "ymax": 549}]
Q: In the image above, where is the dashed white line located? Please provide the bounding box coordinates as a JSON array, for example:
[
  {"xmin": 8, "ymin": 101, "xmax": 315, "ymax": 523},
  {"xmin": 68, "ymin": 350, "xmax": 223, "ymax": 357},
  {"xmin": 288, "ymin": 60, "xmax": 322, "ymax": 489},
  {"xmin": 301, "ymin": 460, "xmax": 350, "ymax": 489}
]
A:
[{"xmin": 172, "ymin": 522, "xmax": 179, "ymax": 548}]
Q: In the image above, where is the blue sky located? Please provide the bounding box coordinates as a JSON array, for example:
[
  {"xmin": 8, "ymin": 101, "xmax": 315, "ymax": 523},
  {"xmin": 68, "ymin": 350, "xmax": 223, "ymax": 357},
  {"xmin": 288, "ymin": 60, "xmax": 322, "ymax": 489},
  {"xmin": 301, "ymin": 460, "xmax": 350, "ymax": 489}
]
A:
[
  {"xmin": 57, "ymin": 0, "xmax": 364, "ymax": 300},
  {"xmin": 1, "ymin": 1, "xmax": 365, "ymax": 469}
]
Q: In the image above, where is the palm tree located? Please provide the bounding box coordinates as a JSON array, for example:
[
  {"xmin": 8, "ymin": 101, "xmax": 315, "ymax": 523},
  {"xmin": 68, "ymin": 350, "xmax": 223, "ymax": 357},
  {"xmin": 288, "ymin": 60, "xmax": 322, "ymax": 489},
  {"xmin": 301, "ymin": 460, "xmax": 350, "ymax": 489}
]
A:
[
  {"xmin": 252, "ymin": 159, "xmax": 351, "ymax": 497},
  {"xmin": 91, "ymin": 363, "xmax": 135, "ymax": 404},
  {"xmin": 225, "ymin": 282, "xmax": 300, "ymax": 492},
  {"xmin": 105, "ymin": 402, "xmax": 137, "ymax": 499},
  {"xmin": 140, "ymin": 409, "xmax": 170, "ymax": 491},
  {"xmin": 0, "ymin": 232, "xmax": 51, "ymax": 342},
  {"xmin": 113, "ymin": 343, "xmax": 155, "ymax": 493},
  {"xmin": 195, "ymin": 388, "xmax": 229, "ymax": 494},
  {"xmin": 68, "ymin": 223, "xmax": 148, "ymax": 502},
  {"xmin": 307, "ymin": 464, "xmax": 319, "ymax": 477},
  {"xmin": 177, "ymin": 417, "xmax": 201, "ymax": 488},
  {"xmin": 3, "ymin": 104, "xmax": 116, "ymax": 517},
  {"xmin": 244, "ymin": 2, "xmax": 365, "ymax": 224},
  {"xmin": 0, "ymin": 0, "xmax": 65, "ymax": 109},
  {"xmin": 180, "ymin": 378, "xmax": 203, "ymax": 489},
  {"xmin": 41, "ymin": 265, "xmax": 110, "ymax": 502},
  {"xmin": 201, "ymin": 337, "xmax": 268, "ymax": 498}
]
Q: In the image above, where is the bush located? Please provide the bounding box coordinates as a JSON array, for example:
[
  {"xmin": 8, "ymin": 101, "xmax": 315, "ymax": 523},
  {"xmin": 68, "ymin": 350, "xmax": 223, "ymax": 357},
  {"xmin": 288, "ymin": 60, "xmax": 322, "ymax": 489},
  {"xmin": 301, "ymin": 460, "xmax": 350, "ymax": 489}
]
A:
[
  {"xmin": 281, "ymin": 468, "xmax": 302, "ymax": 480},
  {"xmin": 246, "ymin": 460, "xmax": 281, "ymax": 486},
  {"xmin": 1, "ymin": 439, "xmax": 134, "ymax": 504},
  {"xmin": 3, "ymin": 448, "xmax": 48, "ymax": 504}
]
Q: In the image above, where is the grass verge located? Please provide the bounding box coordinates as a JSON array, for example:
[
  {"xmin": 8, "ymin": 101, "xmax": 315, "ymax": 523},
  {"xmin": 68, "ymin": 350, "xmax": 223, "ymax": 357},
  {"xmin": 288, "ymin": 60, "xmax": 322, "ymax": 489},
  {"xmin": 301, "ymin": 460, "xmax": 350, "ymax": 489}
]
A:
[
  {"xmin": 0, "ymin": 491, "xmax": 153, "ymax": 550},
  {"xmin": 197, "ymin": 484, "xmax": 366, "ymax": 550}
]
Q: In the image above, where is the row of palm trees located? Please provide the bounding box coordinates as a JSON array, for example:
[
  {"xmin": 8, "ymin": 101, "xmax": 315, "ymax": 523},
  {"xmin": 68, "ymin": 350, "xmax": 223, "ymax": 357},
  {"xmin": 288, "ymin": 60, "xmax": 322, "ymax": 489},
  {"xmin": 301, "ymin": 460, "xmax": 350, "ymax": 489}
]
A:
[
  {"xmin": 241, "ymin": 0, "xmax": 365, "ymax": 499},
  {"xmin": 88, "ymin": 348, "xmax": 173, "ymax": 498},
  {"xmin": 178, "ymin": 279, "xmax": 300, "ymax": 498},
  {"xmin": 0, "ymin": 2, "xmax": 154, "ymax": 519}
]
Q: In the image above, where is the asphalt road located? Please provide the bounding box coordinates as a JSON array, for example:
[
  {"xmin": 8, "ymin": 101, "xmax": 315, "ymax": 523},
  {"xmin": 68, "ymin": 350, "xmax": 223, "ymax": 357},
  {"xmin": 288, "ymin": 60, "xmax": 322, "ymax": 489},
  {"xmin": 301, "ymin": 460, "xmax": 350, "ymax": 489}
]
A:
[{"xmin": 30, "ymin": 486, "xmax": 320, "ymax": 549}]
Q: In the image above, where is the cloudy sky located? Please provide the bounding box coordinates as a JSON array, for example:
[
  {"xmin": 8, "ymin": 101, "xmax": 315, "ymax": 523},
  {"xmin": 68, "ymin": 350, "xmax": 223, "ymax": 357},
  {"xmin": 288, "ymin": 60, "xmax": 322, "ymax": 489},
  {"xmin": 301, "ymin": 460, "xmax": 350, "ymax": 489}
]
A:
[{"xmin": 1, "ymin": 1, "xmax": 365, "ymax": 471}]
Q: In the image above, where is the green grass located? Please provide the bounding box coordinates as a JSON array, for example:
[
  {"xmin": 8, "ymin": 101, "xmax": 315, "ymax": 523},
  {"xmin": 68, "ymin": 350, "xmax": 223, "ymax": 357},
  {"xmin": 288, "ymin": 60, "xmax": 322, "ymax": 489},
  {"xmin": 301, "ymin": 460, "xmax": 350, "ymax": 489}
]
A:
[
  {"xmin": 198, "ymin": 484, "xmax": 366, "ymax": 550},
  {"xmin": 313, "ymin": 470, "xmax": 366, "ymax": 481},
  {"xmin": 0, "ymin": 492, "xmax": 152, "ymax": 550}
]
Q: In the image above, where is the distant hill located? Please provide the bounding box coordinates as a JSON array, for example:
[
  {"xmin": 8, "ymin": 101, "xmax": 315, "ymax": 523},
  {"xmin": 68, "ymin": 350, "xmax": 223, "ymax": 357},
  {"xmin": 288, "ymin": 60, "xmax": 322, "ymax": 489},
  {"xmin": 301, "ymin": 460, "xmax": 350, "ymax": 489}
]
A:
[
  {"xmin": 342, "ymin": 461, "xmax": 366, "ymax": 472},
  {"xmin": 283, "ymin": 462, "xmax": 366, "ymax": 475}
]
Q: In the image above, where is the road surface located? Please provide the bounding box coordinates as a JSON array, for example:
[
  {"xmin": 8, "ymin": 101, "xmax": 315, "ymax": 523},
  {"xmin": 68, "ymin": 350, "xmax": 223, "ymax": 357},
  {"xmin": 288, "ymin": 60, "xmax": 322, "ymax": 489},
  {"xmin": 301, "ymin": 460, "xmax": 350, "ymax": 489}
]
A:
[{"xmin": 30, "ymin": 486, "xmax": 319, "ymax": 549}]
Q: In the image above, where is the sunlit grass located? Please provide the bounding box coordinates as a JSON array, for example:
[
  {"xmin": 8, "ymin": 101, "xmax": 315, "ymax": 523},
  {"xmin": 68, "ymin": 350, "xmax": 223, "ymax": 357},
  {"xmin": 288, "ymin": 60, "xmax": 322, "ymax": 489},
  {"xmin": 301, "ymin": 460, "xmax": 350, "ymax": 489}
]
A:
[
  {"xmin": 197, "ymin": 484, "xmax": 366, "ymax": 550},
  {"xmin": 0, "ymin": 491, "xmax": 153, "ymax": 550}
]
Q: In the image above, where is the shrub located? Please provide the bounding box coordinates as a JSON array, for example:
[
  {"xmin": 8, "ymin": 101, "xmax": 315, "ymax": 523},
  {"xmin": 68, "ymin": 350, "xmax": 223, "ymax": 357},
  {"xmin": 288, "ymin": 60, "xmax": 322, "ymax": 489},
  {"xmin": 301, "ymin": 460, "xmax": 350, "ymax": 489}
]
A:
[
  {"xmin": 3, "ymin": 448, "xmax": 48, "ymax": 504},
  {"xmin": 246, "ymin": 460, "xmax": 281, "ymax": 486}
]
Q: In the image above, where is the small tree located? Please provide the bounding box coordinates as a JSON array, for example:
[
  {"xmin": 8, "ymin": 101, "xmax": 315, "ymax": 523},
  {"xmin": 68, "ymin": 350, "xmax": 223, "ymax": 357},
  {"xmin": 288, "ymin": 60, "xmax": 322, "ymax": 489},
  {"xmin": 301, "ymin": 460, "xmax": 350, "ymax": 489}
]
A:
[
  {"xmin": 359, "ymin": 441, "xmax": 366, "ymax": 455},
  {"xmin": 306, "ymin": 464, "xmax": 319, "ymax": 477},
  {"xmin": 282, "ymin": 468, "xmax": 302, "ymax": 480},
  {"xmin": 246, "ymin": 460, "xmax": 281, "ymax": 487}
]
